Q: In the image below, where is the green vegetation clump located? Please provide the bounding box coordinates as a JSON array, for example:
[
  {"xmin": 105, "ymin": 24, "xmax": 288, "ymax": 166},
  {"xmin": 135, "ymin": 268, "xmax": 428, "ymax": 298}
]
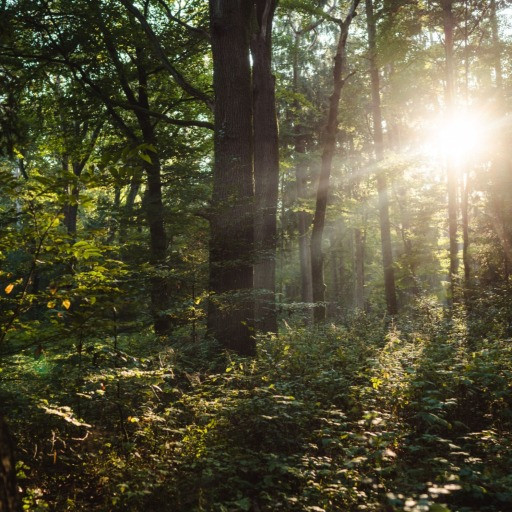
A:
[{"xmin": 2, "ymin": 307, "xmax": 511, "ymax": 511}]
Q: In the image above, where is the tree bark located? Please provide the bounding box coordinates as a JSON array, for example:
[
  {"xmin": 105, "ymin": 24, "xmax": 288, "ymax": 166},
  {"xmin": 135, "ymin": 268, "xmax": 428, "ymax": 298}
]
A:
[
  {"xmin": 208, "ymin": 0, "xmax": 255, "ymax": 355},
  {"xmin": 365, "ymin": 0, "xmax": 398, "ymax": 315},
  {"xmin": 0, "ymin": 417, "xmax": 17, "ymax": 512},
  {"xmin": 442, "ymin": 0, "xmax": 459, "ymax": 304},
  {"xmin": 251, "ymin": 0, "xmax": 279, "ymax": 334},
  {"xmin": 310, "ymin": 0, "xmax": 359, "ymax": 323}
]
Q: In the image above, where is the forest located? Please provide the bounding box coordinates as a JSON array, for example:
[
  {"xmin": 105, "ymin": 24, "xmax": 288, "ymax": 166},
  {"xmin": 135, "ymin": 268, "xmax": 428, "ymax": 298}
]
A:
[{"xmin": 0, "ymin": 0, "xmax": 511, "ymax": 510}]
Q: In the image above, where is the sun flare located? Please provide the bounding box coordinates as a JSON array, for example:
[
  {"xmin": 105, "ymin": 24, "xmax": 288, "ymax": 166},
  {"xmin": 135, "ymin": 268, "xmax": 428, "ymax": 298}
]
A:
[{"xmin": 425, "ymin": 110, "xmax": 489, "ymax": 161}]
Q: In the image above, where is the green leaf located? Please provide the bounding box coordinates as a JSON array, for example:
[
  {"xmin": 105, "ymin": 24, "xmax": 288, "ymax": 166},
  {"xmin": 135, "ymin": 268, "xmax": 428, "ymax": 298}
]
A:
[
  {"xmin": 234, "ymin": 498, "xmax": 251, "ymax": 511},
  {"xmin": 139, "ymin": 152, "xmax": 152, "ymax": 164},
  {"xmin": 429, "ymin": 505, "xmax": 451, "ymax": 512}
]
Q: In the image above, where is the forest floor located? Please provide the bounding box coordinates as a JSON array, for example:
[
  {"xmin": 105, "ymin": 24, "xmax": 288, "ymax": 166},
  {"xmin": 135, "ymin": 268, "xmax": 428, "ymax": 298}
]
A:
[{"xmin": 1, "ymin": 302, "xmax": 512, "ymax": 511}]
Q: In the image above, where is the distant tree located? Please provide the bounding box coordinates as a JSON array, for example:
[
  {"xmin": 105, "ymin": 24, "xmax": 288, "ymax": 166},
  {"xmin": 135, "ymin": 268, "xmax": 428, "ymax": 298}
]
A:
[
  {"xmin": 365, "ymin": 0, "xmax": 398, "ymax": 316},
  {"xmin": 310, "ymin": 0, "xmax": 360, "ymax": 322},
  {"xmin": 441, "ymin": 0, "xmax": 459, "ymax": 303}
]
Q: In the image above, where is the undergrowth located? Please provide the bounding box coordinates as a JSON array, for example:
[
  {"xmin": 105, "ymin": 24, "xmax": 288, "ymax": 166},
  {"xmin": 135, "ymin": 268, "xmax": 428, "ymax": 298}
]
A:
[{"xmin": 1, "ymin": 305, "xmax": 512, "ymax": 511}]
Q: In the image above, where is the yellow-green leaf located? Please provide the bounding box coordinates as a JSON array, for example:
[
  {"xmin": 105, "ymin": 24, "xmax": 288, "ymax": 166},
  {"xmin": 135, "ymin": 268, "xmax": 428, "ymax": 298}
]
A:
[
  {"xmin": 5, "ymin": 283, "xmax": 14, "ymax": 294},
  {"xmin": 139, "ymin": 152, "xmax": 152, "ymax": 164},
  {"xmin": 62, "ymin": 299, "xmax": 71, "ymax": 310}
]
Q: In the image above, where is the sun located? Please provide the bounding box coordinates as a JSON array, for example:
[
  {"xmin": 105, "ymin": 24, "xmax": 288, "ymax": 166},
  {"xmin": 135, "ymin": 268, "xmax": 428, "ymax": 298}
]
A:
[{"xmin": 424, "ymin": 109, "xmax": 489, "ymax": 162}]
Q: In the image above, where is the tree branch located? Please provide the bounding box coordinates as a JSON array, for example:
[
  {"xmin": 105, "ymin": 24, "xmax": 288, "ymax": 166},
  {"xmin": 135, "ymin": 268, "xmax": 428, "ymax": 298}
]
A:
[{"xmin": 118, "ymin": 0, "xmax": 213, "ymax": 110}]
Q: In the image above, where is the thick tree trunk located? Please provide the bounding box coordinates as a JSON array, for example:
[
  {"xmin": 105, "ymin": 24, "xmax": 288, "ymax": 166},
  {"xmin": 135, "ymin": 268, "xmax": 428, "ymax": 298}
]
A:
[
  {"xmin": 442, "ymin": 0, "xmax": 459, "ymax": 304},
  {"xmin": 311, "ymin": 0, "xmax": 359, "ymax": 323},
  {"xmin": 208, "ymin": 0, "xmax": 255, "ymax": 355},
  {"xmin": 365, "ymin": 0, "xmax": 398, "ymax": 316},
  {"xmin": 142, "ymin": 153, "xmax": 171, "ymax": 335},
  {"xmin": 251, "ymin": 0, "xmax": 279, "ymax": 334},
  {"xmin": 0, "ymin": 417, "xmax": 17, "ymax": 512}
]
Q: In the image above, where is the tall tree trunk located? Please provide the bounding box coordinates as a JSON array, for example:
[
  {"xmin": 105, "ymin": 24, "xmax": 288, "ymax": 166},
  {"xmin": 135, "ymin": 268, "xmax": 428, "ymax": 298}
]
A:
[
  {"xmin": 63, "ymin": 160, "xmax": 82, "ymax": 237},
  {"xmin": 136, "ymin": 51, "xmax": 172, "ymax": 335},
  {"xmin": 208, "ymin": 0, "xmax": 255, "ymax": 355},
  {"xmin": 329, "ymin": 234, "xmax": 340, "ymax": 317},
  {"xmin": 251, "ymin": 0, "xmax": 279, "ymax": 334},
  {"xmin": 0, "ymin": 417, "xmax": 17, "ymax": 512},
  {"xmin": 442, "ymin": 0, "xmax": 459, "ymax": 304},
  {"xmin": 490, "ymin": 0, "xmax": 503, "ymax": 91},
  {"xmin": 365, "ymin": 0, "xmax": 398, "ymax": 315},
  {"xmin": 98, "ymin": 22, "xmax": 173, "ymax": 334},
  {"xmin": 141, "ymin": 149, "xmax": 171, "ymax": 335},
  {"xmin": 293, "ymin": 33, "xmax": 313, "ymax": 310},
  {"xmin": 489, "ymin": 0, "xmax": 509, "ymax": 280},
  {"xmin": 311, "ymin": 0, "xmax": 359, "ymax": 323},
  {"xmin": 296, "ymin": 132, "xmax": 313, "ymax": 306},
  {"xmin": 462, "ymin": 173, "xmax": 470, "ymax": 284},
  {"xmin": 489, "ymin": 176, "xmax": 512, "ymax": 283},
  {"xmin": 354, "ymin": 227, "xmax": 365, "ymax": 310}
]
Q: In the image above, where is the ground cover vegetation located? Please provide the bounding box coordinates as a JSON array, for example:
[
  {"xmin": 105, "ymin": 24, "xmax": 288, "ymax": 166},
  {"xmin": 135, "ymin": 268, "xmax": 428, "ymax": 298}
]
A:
[{"xmin": 1, "ymin": 0, "xmax": 512, "ymax": 510}]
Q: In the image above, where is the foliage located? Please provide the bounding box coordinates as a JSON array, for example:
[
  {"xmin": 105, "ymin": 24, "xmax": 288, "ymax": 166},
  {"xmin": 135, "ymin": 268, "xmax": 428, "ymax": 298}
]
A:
[
  {"xmin": 1, "ymin": 0, "xmax": 512, "ymax": 510},
  {"xmin": 1, "ymin": 307, "xmax": 511, "ymax": 511}
]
